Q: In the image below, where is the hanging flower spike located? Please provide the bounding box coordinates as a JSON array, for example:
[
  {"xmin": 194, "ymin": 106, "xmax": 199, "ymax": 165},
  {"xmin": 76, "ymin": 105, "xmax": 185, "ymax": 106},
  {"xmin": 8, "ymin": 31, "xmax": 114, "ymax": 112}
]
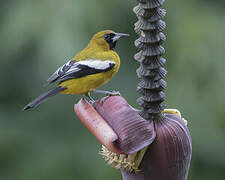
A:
[{"xmin": 130, "ymin": 0, "xmax": 192, "ymax": 179}]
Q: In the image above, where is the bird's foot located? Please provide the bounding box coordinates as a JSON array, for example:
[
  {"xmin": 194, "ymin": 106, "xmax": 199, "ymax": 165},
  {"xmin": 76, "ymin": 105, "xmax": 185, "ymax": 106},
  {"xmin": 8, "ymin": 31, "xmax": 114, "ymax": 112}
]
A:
[
  {"xmin": 99, "ymin": 91, "xmax": 121, "ymax": 104},
  {"xmin": 92, "ymin": 89, "xmax": 121, "ymax": 104},
  {"xmin": 93, "ymin": 89, "xmax": 121, "ymax": 96},
  {"xmin": 107, "ymin": 90, "xmax": 121, "ymax": 96}
]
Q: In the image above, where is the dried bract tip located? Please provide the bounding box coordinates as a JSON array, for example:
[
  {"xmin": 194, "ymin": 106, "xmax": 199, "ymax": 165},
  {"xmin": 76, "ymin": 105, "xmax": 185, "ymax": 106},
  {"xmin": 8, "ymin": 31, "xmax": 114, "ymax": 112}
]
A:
[{"xmin": 100, "ymin": 145, "xmax": 148, "ymax": 173}]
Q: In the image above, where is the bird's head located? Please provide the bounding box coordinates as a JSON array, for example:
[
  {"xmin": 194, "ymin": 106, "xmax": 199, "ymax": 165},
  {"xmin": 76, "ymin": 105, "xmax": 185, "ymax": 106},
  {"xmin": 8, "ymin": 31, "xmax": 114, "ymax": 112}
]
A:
[{"xmin": 89, "ymin": 30, "xmax": 129, "ymax": 51}]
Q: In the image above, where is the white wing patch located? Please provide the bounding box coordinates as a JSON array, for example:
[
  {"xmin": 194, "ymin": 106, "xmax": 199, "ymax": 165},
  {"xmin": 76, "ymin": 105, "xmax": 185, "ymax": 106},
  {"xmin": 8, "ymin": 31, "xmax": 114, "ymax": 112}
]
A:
[
  {"xmin": 78, "ymin": 60, "xmax": 115, "ymax": 70},
  {"xmin": 65, "ymin": 60, "xmax": 115, "ymax": 74}
]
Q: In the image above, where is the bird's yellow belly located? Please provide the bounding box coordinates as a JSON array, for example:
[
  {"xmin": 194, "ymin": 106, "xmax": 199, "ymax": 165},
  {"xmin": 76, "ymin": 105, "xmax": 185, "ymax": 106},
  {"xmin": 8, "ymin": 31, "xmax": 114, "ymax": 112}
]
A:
[{"xmin": 59, "ymin": 71, "xmax": 113, "ymax": 94}]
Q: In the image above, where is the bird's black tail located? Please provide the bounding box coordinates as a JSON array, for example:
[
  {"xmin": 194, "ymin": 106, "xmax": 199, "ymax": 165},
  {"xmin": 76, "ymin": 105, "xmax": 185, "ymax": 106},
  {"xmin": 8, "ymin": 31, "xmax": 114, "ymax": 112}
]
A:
[{"xmin": 23, "ymin": 86, "xmax": 67, "ymax": 111}]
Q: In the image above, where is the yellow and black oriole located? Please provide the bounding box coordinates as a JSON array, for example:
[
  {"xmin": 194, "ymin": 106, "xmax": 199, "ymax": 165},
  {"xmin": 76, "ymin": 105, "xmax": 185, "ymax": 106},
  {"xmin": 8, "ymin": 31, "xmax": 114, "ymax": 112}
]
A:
[{"xmin": 23, "ymin": 30, "xmax": 129, "ymax": 110}]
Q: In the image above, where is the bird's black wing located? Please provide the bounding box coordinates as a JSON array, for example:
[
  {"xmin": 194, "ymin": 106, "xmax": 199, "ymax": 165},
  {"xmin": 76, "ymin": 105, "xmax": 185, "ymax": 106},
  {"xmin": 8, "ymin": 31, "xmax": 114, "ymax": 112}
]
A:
[
  {"xmin": 47, "ymin": 60, "xmax": 75, "ymax": 83},
  {"xmin": 46, "ymin": 59, "xmax": 115, "ymax": 84}
]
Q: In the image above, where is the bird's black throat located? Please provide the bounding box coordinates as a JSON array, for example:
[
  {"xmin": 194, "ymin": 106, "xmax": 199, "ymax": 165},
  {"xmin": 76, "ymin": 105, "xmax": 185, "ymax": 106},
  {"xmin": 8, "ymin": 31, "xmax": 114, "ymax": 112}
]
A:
[
  {"xmin": 104, "ymin": 33, "xmax": 117, "ymax": 51},
  {"xmin": 107, "ymin": 40, "xmax": 117, "ymax": 51}
]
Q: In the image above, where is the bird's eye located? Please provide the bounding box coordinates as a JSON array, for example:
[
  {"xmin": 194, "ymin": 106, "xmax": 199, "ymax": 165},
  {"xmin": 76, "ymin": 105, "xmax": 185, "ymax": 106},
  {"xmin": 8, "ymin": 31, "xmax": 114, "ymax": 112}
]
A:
[
  {"xmin": 104, "ymin": 33, "xmax": 115, "ymax": 40},
  {"xmin": 104, "ymin": 34, "xmax": 110, "ymax": 40}
]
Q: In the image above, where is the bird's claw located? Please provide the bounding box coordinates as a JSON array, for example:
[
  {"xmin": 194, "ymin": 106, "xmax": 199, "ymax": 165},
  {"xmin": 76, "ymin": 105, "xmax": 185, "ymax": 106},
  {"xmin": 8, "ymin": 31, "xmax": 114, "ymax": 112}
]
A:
[{"xmin": 99, "ymin": 96, "xmax": 110, "ymax": 104}]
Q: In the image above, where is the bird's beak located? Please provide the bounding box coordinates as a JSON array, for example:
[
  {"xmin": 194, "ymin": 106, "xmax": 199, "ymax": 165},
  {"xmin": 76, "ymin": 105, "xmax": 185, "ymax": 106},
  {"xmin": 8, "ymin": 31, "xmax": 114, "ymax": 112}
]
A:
[{"xmin": 113, "ymin": 32, "xmax": 130, "ymax": 42}]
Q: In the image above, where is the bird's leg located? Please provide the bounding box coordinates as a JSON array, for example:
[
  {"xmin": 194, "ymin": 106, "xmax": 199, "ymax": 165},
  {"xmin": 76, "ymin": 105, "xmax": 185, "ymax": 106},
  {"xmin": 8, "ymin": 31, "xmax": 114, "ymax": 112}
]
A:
[
  {"xmin": 85, "ymin": 92, "xmax": 95, "ymax": 104},
  {"xmin": 93, "ymin": 89, "xmax": 120, "ymax": 104},
  {"xmin": 93, "ymin": 89, "xmax": 121, "ymax": 96}
]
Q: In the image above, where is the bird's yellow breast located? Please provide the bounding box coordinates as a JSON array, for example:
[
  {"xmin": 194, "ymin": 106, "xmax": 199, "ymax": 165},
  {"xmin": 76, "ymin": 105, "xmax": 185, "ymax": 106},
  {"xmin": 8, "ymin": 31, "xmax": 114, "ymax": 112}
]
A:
[{"xmin": 59, "ymin": 50, "xmax": 120, "ymax": 95}]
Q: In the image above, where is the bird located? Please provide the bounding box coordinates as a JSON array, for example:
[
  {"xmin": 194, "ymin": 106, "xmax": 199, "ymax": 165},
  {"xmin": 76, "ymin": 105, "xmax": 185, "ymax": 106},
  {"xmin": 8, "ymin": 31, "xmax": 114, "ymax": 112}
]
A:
[{"xmin": 23, "ymin": 30, "xmax": 129, "ymax": 110}]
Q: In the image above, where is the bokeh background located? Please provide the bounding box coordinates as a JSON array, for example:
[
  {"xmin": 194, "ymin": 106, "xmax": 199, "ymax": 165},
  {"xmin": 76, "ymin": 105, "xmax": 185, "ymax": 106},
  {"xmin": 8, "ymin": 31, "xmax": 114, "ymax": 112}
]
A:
[{"xmin": 1, "ymin": 0, "xmax": 225, "ymax": 179}]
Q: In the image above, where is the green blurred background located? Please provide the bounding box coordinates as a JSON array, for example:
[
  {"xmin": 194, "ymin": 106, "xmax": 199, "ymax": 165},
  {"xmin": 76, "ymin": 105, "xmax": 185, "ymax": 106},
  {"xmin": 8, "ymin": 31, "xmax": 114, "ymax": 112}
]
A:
[{"xmin": 1, "ymin": 0, "xmax": 225, "ymax": 179}]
